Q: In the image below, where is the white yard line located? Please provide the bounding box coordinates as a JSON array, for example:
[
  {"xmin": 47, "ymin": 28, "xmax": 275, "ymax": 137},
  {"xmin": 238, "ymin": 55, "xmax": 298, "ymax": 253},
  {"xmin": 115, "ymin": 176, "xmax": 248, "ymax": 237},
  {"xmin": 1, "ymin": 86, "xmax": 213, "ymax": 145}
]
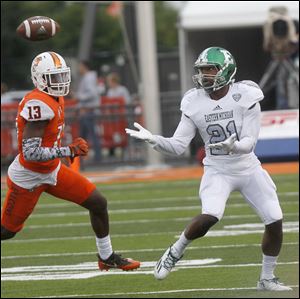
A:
[
  {"xmin": 3, "ymin": 225, "xmax": 299, "ymax": 243},
  {"xmin": 36, "ymin": 286, "xmax": 299, "ymax": 298},
  {"xmin": 1, "ymin": 192, "xmax": 298, "ymax": 209},
  {"xmin": 1, "ymin": 242, "xmax": 298, "ymax": 260},
  {"xmin": 1, "ymin": 258, "xmax": 222, "ymax": 273},
  {"xmin": 224, "ymin": 221, "xmax": 299, "ymax": 229},
  {"xmin": 1, "ymin": 260, "xmax": 298, "ymax": 282},
  {"xmin": 24, "ymin": 201, "xmax": 298, "ymax": 219},
  {"xmin": 32, "ymin": 285, "xmax": 300, "ymax": 298},
  {"xmin": 15, "ymin": 213, "xmax": 300, "ymax": 230}
]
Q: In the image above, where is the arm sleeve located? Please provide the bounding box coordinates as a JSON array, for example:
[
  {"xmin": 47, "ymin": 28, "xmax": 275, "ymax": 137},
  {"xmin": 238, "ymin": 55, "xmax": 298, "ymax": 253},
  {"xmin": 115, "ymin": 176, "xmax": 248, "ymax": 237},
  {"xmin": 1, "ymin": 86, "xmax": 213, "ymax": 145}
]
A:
[
  {"xmin": 231, "ymin": 103, "xmax": 261, "ymax": 154},
  {"xmin": 22, "ymin": 137, "xmax": 72, "ymax": 162},
  {"xmin": 152, "ymin": 114, "xmax": 197, "ymax": 156}
]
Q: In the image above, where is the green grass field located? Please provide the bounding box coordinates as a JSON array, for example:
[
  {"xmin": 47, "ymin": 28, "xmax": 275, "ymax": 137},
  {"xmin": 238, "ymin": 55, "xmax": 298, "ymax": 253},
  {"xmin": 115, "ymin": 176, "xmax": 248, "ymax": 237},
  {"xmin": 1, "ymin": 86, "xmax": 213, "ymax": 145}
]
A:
[{"xmin": 1, "ymin": 173, "xmax": 299, "ymax": 298}]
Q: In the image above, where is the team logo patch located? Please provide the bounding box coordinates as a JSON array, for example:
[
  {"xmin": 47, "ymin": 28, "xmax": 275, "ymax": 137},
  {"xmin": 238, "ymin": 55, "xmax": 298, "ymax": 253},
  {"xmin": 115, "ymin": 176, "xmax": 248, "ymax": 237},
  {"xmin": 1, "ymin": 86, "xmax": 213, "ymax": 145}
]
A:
[{"xmin": 232, "ymin": 93, "xmax": 241, "ymax": 102}]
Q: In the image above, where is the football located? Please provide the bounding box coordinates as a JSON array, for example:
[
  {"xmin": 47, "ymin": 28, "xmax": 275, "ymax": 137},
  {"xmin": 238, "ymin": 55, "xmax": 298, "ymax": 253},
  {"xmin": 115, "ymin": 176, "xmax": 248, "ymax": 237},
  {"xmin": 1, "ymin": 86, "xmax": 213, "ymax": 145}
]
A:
[{"xmin": 16, "ymin": 16, "xmax": 60, "ymax": 41}]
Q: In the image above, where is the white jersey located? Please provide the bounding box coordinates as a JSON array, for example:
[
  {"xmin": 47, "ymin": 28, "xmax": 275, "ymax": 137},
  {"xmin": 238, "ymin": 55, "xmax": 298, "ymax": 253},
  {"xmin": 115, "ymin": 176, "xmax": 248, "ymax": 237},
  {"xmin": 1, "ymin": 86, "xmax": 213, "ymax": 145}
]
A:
[{"xmin": 153, "ymin": 81, "xmax": 264, "ymax": 174}]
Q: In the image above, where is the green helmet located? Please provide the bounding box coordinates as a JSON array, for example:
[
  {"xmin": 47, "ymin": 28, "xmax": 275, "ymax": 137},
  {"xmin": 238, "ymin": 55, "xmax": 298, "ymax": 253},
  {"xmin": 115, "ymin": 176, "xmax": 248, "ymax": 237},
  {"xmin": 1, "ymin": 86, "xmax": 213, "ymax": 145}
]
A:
[{"xmin": 192, "ymin": 47, "xmax": 237, "ymax": 94}]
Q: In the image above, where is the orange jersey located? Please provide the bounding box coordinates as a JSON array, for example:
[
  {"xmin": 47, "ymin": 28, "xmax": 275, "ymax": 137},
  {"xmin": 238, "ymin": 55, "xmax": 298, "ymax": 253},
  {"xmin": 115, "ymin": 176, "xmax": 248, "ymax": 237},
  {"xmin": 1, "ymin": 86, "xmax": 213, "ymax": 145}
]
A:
[{"xmin": 17, "ymin": 88, "xmax": 65, "ymax": 173}]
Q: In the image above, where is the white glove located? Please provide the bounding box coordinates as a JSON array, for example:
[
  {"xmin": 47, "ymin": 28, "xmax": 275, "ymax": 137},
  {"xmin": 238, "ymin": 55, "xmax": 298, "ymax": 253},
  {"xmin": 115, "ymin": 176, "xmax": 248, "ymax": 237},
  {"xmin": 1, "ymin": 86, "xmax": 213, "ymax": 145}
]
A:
[
  {"xmin": 208, "ymin": 133, "xmax": 237, "ymax": 153},
  {"xmin": 125, "ymin": 122, "xmax": 156, "ymax": 144}
]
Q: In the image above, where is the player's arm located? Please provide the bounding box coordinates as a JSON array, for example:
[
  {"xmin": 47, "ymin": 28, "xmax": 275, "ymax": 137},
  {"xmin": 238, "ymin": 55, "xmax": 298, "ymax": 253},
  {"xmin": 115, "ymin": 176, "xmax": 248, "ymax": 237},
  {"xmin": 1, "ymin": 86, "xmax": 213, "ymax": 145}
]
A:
[
  {"xmin": 153, "ymin": 114, "xmax": 197, "ymax": 155},
  {"xmin": 230, "ymin": 102, "xmax": 261, "ymax": 154},
  {"xmin": 126, "ymin": 114, "xmax": 197, "ymax": 156},
  {"xmin": 22, "ymin": 120, "xmax": 88, "ymax": 162}
]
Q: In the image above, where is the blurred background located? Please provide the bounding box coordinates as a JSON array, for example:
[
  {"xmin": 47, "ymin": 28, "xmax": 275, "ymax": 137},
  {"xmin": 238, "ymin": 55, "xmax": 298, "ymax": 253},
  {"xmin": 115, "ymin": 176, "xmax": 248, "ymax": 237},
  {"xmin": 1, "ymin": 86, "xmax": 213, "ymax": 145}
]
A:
[{"xmin": 1, "ymin": 1, "xmax": 299, "ymax": 171}]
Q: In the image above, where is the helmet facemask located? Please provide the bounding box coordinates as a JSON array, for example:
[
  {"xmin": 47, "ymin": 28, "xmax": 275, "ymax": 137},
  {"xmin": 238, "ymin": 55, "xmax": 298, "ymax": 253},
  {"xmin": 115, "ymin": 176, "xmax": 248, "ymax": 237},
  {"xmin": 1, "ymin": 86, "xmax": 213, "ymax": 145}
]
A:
[{"xmin": 42, "ymin": 68, "xmax": 71, "ymax": 96}]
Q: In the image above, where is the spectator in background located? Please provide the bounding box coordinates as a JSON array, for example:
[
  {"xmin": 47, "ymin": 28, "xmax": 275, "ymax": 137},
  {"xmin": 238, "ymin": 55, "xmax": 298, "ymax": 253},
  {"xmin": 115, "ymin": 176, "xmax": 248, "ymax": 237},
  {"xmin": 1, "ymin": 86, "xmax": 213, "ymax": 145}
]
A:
[
  {"xmin": 106, "ymin": 72, "xmax": 131, "ymax": 104},
  {"xmin": 106, "ymin": 72, "xmax": 131, "ymax": 157},
  {"xmin": 76, "ymin": 61, "xmax": 101, "ymax": 162}
]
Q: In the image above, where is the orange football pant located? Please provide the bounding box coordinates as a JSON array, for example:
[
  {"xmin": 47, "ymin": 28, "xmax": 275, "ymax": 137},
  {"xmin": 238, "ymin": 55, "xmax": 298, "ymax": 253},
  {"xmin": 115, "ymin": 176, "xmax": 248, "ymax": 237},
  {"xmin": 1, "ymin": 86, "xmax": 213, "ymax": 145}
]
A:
[{"xmin": 1, "ymin": 164, "xmax": 96, "ymax": 233}]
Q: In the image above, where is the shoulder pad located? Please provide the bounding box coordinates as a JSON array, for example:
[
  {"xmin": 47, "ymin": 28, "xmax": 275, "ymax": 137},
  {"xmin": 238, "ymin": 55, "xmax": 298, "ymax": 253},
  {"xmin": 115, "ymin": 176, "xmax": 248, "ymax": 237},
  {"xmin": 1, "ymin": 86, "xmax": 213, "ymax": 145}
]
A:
[{"xmin": 232, "ymin": 81, "xmax": 264, "ymax": 109}]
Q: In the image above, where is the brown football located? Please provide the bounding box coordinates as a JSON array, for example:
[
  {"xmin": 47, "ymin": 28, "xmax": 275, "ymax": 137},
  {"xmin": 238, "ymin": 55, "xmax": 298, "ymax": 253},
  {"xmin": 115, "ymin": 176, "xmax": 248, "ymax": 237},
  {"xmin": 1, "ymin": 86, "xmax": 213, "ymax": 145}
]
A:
[{"xmin": 16, "ymin": 16, "xmax": 60, "ymax": 41}]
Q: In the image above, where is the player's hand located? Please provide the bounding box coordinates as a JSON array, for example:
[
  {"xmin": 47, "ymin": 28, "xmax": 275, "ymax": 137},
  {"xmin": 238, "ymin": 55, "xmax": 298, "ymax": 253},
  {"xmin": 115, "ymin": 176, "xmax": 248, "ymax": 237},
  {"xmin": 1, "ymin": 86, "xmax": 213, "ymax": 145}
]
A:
[
  {"xmin": 208, "ymin": 133, "xmax": 237, "ymax": 153},
  {"xmin": 125, "ymin": 122, "xmax": 156, "ymax": 144},
  {"xmin": 69, "ymin": 137, "xmax": 89, "ymax": 158}
]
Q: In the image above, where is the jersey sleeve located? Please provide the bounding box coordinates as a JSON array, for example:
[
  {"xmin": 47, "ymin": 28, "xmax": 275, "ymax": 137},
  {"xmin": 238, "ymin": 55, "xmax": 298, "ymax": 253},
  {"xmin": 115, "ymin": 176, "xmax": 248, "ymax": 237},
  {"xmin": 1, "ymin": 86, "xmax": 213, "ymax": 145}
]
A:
[
  {"xmin": 231, "ymin": 102, "xmax": 261, "ymax": 154},
  {"xmin": 20, "ymin": 99, "xmax": 55, "ymax": 121},
  {"xmin": 152, "ymin": 113, "xmax": 197, "ymax": 156}
]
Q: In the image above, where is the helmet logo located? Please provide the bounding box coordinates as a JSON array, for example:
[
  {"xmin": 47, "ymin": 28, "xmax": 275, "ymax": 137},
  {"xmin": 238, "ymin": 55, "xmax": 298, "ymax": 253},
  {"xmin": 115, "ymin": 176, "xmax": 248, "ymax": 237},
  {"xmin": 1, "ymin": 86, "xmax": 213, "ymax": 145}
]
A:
[
  {"xmin": 220, "ymin": 49, "xmax": 234, "ymax": 64},
  {"xmin": 33, "ymin": 57, "xmax": 42, "ymax": 67}
]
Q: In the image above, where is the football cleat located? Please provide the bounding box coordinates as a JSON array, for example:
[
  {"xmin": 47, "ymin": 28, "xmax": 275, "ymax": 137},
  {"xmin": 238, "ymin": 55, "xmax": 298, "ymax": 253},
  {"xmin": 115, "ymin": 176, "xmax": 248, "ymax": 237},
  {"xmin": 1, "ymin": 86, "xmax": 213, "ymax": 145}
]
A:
[
  {"xmin": 97, "ymin": 252, "xmax": 140, "ymax": 271},
  {"xmin": 154, "ymin": 246, "xmax": 183, "ymax": 280},
  {"xmin": 257, "ymin": 277, "xmax": 293, "ymax": 291}
]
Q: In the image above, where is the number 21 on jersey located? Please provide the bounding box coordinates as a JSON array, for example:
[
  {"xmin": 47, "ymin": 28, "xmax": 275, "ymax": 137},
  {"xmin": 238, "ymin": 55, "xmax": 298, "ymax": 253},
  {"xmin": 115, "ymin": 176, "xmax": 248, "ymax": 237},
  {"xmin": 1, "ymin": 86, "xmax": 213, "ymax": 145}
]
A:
[{"xmin": 207, "ymin": 120, "xmax": 239, "ymax": 155}]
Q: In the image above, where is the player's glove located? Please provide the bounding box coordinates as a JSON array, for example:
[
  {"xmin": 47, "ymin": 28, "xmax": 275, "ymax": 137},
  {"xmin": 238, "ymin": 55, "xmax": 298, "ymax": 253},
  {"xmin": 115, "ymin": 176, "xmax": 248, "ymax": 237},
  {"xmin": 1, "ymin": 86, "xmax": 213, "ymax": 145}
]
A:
[
  {"xmin": 125, "ymin": 122, "xmax": 156, "ymax": 144},
  {"xmin": 69, "ymin": 138, "xmax": 89, "ymax": 159},
  {"xmin": 208, "ymin": 133, "xmax": 237, "ymax": 153}
]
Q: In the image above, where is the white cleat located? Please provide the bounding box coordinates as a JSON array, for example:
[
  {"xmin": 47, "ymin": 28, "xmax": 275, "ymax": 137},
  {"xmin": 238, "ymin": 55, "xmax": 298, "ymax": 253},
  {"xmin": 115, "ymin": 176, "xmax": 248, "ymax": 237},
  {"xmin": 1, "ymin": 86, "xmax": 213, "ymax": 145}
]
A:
[
  {"xmin": 257, "ymin": 277, "xmax": 293, "ymax": 291},
  {"xmin": 154, "ymin": 246, "xmax": 182, "ymax": 280}
]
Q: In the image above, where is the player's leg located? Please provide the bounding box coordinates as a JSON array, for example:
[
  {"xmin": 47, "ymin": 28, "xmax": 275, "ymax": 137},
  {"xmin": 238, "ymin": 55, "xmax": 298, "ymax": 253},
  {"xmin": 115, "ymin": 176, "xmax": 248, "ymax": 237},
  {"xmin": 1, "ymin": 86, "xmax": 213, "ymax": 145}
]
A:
[
  {"xmin": 1, "ymin": 177, "xmax": 45, "ymax": 240},
  {"xmin": 46, "ymin": 164, "xmax": 140, "ymax": 271},
  {"xmin": 154, "ymin": 166, "xmax": 231, "ymax": 280},
  {"xmin": 240, "ymin": 167, "xmax": 292, "ymax": 291},
  {"xmin": 81, "ymin": 189, "xmax": 140, "ymax": 271}
]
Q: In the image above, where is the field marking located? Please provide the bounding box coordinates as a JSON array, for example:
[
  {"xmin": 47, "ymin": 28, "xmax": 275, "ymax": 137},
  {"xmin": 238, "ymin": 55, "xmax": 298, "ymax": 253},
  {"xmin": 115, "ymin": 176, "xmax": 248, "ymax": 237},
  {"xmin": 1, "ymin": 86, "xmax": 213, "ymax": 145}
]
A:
[
  {"xmin": 1, "ymin": 258, "xmax": 222, "ymax": 274},
  {"xmin": 17, "ymin": 213, "xmax": 300, "ymax": 230},
  {"xmin": 3, "ymin": 223, "xmax": 298, "ymax": 243},
  {"xmin": 1, "ymin": 258, "xmax": 222, "ymax": 280},
  {"xmin": 31, "ymin": 285, "xmax": 300, "ymax": 298},
  {"xmin": 1, "ymin": 242, "xmax": 298, "ymax": 260},
  {"xmin": 1, "ymin": 260, "xmax": 298, "ymax": 282},
  {"xmin": 21, "ymin": 200, "xmax": 298, "ymax": 219},
  {"xmin": 3, "ymin": 191, "xmax": 296, "ymax": 209},
  {"xmin": 224, "ymin": 222, "xmax": 299, "ymax": 229},
  {"xmin": 1, "ymin": 191, "xmax": 298, "ymax": 209}
]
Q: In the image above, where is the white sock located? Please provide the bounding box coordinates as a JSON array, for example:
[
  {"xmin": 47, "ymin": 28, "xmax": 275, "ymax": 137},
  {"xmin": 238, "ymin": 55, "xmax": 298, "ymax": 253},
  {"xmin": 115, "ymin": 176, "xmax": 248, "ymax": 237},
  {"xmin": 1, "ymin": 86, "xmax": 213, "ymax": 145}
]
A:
[
  {"xmin": 260, "ymin": 254, "xmax": 278, "ymax": 280},
  {"xmin": 171, "ymin": 231, "xmax": 192, "ymax": 258},
  {"xmin": 96, "ymin": 235, "xmax": 113, "ymax": 261}
]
